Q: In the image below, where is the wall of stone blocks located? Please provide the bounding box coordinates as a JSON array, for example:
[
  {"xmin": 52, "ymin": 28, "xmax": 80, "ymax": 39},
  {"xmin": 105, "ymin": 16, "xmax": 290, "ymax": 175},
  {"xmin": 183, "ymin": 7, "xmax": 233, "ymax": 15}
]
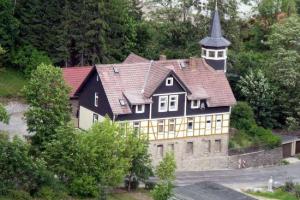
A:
[
  {"xmin": 228, "ymin": 147, "xmax": 283, "ymax": 169},
  {"xmin": 149, "ymin": 134, "xmax": 229, "ymax": 171}
]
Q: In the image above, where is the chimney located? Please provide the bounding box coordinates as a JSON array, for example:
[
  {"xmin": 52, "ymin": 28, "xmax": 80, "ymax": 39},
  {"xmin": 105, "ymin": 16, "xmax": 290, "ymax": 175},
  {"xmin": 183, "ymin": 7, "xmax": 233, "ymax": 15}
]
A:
[
  {"xmin": 159, "ymin": 55, "xmax": 167, "ymax": 61},
  {"xmin": 189, "ymin": 57, "xmax": 198, "ymax": 70}
]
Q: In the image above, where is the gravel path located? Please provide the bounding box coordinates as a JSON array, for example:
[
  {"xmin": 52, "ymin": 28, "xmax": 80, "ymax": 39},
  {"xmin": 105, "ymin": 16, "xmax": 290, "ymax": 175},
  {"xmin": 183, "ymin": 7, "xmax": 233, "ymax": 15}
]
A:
[{"xmin": 0, "ymin": 101, "xmax": 29, "ymax": 139}]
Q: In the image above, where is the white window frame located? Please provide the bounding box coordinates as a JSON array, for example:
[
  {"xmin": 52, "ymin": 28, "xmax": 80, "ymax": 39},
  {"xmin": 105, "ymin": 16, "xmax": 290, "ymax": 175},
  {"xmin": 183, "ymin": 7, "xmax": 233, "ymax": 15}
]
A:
[
  {"xmin": 135, "ymin": 104, "xmax": 145, "ymax": 113},
  {"xmin": 168, "ymin": 119, "xmax": 175, "ymax": 133},
  {"xmin": 191, "ymin": 100, "xmax": 200, "ymax": 109},
  {"xmin": 94, "ymin": 92, "xmax": 99, "ymax": 107},
  {"xmin": 206, "ymin": 116, "xmax": 212, "ymax": 130},
  {"xmin": 166, "ymin": 77, "xmax": 174, "ymax": 86},
  {"xmin": 187, "ymin": 117, "xmax": 194, "ymax": 131},
  {"xmin": 93, "ymin": 113, "xmax": 98, "ymax": 123},
  {"xmin": 158, "ymin": 96, "xmax": 168, "ymax": 112},
  {"xmin": 169, "ymin": 95, "xmax": 178, "ymax": 111},
  {"xmin": 216, "ymin": 115, "xmax": 222, "ymax": 130},
  {"xmin": 157, "ymin": 120, "xmax": 165, "ymax": 133},
  {"xmin": 201, "ymin": 47, "xmax": 227, "ymax": 60}
]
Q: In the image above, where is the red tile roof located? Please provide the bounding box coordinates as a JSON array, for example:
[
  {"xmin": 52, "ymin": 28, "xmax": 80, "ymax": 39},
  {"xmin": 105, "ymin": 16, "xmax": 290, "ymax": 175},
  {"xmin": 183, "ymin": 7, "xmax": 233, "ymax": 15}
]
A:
[
  {"xmin": 123, "ymin": 52, "xmax": 149, "ymax": 64},
  {"xmin": 62, "ymin": 66, "xmax": 92, "ymax": 98},
  {"xmin": 94, "ymin": 55, "xmax": 236, "ymax": 115}
]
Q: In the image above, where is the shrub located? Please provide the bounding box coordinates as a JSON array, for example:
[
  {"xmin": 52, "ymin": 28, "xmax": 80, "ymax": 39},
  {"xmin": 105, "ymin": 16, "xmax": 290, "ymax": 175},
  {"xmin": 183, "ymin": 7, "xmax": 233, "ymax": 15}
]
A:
[
  {"xmin": 283, "ymin": 181, "xmax": 295, "ymax": 192},
  {"xmin": 294, "ymin": 184, "xmax": 300, "ymax": 199},
  {"xmin": 229, "ymin": 130, "xmax": 253, "ymax": 149},
  {"xmin": 249, "ymin": 126, "xmax": 281, "ymax": 149},
  {"xmin": 151, "ymin": 182, "xmax": 173, "ymax": 200},
  {"xmin": 231, "ymin": 102, "xmax": 256, "ymax": 130},
  {"xmin": 6, "ymin": 190, "xmax": 32, "ymax": 200},
  {"xmin": 145, "ymin": 180, "xmax": 156, "ymax": 190},
  {"xmin": 69, "ymin": 176, "xmax": 98, "ymax": 197},
  {"xmin": 286, "ymin": 117, "xmax": 299, "ymax": 131},
  {"xmin": 36, "ymin": 186, "xmax": 68, "ymax": 200}
]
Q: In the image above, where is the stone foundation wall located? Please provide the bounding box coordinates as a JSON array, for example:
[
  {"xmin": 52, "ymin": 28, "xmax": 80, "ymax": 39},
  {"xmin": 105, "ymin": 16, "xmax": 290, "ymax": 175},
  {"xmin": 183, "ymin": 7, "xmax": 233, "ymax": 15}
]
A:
[
  {"xmin": 228, "ymin": 147, "xmax": 283, "ymax": 169},
  {"xmin": 149, "ymin": 135, "xmax": 283, "ymax": 171},
  {"xmin": 149, "ymin": 134, "xmax": 229, "ymax": 171}
]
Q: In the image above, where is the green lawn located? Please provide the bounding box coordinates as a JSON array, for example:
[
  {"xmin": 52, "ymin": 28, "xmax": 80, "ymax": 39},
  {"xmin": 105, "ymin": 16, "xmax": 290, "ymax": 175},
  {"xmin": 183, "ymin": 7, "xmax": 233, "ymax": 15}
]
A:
[
  {"xmin": 0, "ymin": 68, "xmax": 26, "ymax": 97},
  {"xmin": 248, "ymin": 189, "xmax": 298, "ymax": 200}
]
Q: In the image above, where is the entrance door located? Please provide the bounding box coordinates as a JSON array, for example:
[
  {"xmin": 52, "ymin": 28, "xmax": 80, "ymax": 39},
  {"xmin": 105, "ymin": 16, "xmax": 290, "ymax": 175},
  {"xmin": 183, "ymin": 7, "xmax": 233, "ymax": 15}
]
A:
[
  {"xmin": 282, "ymin": 143, "xmax": 292, "ymax": 158},
  {"xmin": 296, "ymin": 141, "xmax": 300, "ymax": 154}
]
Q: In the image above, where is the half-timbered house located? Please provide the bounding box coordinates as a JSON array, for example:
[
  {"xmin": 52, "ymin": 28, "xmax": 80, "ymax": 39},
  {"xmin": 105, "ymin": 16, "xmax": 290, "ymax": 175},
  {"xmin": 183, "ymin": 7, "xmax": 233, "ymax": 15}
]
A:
[{"xmin": 64, "ymin": 6, "xmax": 236, "ymax": 170}]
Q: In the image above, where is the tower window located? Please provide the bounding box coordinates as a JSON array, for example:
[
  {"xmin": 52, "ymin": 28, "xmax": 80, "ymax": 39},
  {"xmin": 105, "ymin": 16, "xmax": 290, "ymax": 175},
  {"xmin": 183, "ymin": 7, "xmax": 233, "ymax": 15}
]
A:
[
  {"xmin": 217, "ymin": 51, "xmax": 224, "ymax": 58},
  {"xmin": 208, "ymin": 51, "xmax": 215, "ymax": 58},
  {"xmin": 202, "ymin": 49, "xmax": 207, "ymax": 57}
]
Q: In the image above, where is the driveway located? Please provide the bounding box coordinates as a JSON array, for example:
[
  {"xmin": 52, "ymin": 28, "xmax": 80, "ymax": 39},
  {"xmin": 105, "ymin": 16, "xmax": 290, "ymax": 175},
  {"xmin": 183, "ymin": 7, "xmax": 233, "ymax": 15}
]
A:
[
  {"xmin": 0, "ymin": 101, "xmax": 29, "ymax": 139},
  {"xmin": 175, "ymin": 162, "xmax": 300, "ymax": 190}
]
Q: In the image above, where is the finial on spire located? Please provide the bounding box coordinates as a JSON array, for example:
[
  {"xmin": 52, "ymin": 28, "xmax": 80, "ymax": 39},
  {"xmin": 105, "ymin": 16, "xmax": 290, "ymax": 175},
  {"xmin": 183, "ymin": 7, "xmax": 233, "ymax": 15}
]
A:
[{"xmin": 215, "ymin": 0, "xmax": 218, "ymax": 11}]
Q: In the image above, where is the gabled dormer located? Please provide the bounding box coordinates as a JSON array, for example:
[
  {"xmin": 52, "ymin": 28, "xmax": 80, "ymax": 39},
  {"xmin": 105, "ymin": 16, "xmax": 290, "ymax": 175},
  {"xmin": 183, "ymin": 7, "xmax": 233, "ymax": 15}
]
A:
[{"xmin": 200, "ymin": 4, "xmax": 231, "ymax": 72}]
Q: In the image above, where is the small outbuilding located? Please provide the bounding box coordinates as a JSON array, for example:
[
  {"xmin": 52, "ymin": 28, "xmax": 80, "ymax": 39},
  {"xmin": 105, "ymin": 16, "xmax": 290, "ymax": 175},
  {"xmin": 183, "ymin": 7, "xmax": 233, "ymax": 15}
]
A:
[
  {"xmin": 278, "ymin": 135, "xmax": 300, "ymax": 158},
  {"xmin": 172, "ymin": 182, "xmax": 256, "ymax": 200}
]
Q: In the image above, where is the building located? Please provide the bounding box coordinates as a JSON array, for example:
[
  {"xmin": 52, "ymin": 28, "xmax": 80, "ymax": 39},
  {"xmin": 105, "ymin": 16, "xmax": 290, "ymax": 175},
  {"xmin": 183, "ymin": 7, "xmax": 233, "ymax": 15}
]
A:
[{"xmin": 63, "ymin": 6, "xmax": 236, "ymax": 171}]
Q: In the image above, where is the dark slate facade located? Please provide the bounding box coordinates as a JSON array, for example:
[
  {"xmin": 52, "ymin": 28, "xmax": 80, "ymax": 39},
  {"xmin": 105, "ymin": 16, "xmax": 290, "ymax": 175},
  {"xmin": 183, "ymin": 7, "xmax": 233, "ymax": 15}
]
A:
[
  {"xmin": 205, "ymin": 59, "xmax": 225, "ymax": 71},
  {"xmin": 78, "ymin": 69, "xmax": 113, "ymax": 119},
  {"xmin": 115, "ymin": 104, "xmax": 150, "ymax": 121}
]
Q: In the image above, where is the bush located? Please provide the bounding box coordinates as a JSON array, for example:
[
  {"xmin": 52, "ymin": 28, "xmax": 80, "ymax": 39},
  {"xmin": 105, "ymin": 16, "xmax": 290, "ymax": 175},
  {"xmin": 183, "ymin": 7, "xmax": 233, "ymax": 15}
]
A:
[
  {"xmin": 69, "ymin": 176, "xmax": 98, "ymax": 197},
  {"xmin": 151, "ymin": 182, "xmax": 173, "ymax": 200},
  {"xmin": 294, "ymin": 184, "xmax": 300, "ymax": 199},
  {"xmin": 286, "ymin": 117, "xmax": 299, "ymax": 131},
  {"xmin": 229, "ymin": 130, "xmax": 253, "ymax": 149},
  {"xmin": 283, "ymin": 181, "xmax": 295, "ymax": 193},
  {"xmin": 36, "ymin": 186, "xmax": 68, "ymax": 200},
  {"xmin": 6, "ymin": 190, "xmax": 32, "ymax": 200},
  {"xmin": 231, "ymin": 102, "xmax": 256, "ymax": 130},
  {"xmin": 250, "ymin": 126, "xmax": 281, "ymax": 148}
]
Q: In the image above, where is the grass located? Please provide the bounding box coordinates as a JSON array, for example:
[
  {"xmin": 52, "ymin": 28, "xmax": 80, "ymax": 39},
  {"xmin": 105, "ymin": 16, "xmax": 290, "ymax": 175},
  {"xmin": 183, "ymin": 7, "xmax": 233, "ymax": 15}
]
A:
[
  {"xmin": 248, "ymin": 189, "xmax": 298, "ymax": 200},
  {"xmin": 0, "ymin": 68, "xmax": 26, "ymax": 98}
]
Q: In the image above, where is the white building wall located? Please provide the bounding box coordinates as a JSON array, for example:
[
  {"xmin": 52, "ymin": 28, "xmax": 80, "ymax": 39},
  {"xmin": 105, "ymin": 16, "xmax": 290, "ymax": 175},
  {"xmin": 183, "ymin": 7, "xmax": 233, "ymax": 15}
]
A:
[{"xmin": 79, "ymin": 106, "xmax": 104, "ymax": 130}]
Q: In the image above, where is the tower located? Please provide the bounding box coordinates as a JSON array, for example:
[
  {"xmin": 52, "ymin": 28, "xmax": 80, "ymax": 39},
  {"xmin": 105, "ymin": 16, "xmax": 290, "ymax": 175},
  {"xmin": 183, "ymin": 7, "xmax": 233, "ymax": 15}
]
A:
[{"xmin": 200, "ymin": 3, "xmax": 231, "ymax": 72}]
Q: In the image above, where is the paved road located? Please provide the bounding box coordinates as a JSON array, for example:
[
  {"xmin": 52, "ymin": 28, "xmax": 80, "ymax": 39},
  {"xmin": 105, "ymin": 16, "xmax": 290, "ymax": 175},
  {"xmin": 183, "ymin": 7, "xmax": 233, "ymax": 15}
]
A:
[
  {"xmin": 175, "ymin": 162, "xmax": 300, "ymax": 189},
  {"xmin": 0, "ymin": 101, "xmax": 28, "ymax": 139}
]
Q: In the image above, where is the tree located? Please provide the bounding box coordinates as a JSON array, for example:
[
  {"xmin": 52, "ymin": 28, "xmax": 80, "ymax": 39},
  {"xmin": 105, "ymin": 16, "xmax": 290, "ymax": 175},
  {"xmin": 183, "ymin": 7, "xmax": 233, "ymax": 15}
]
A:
[
  {"xmin": 0, "ymin": 134, "xmax": 55, "ymax": 195},
  {"xmin": 230, "ymin": 101, "xmax": 256, "ymax": 130},
  {"xmin": 124, "ymin": 126, "xmax": 153, "ymax": 191},
  {"xmin": 151, "ymin": 153, "xmax": 176, "ymax": 200},
  {"xmin": 23, "ymin": 63, "xmax": 71, "ymax": 153},
  {"xmin": 0, "ymin": 104, "xmax": 9, "ymax": 124},
  {"xmin": 12, "ymin": 45, "xmax": 52, "ymax": 77},
  {"xmin": 238, "ymin": 69, "xmax": 275, "ymax": 128}
]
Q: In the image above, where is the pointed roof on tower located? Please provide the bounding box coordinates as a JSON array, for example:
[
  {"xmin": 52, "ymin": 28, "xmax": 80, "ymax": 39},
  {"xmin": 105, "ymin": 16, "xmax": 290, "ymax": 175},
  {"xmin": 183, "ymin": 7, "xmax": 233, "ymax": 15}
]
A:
[{"xmin": 200, "ymin": 2, "xmax": 231, "ymax": 47}]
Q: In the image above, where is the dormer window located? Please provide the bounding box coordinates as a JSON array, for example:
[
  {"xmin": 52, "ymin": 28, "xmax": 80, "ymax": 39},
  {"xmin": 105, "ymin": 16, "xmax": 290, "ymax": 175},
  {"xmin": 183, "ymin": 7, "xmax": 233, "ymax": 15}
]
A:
[
  {"xmin": 191, "ymin": 100, "xmax": 200, "ymax": 109},
  {"xmin": 166, "ymin": 77, "xmax": 173, "ymax": 86},
  {"xmin": 94, "ymin": 92, "xmax": 99, "ymax": 107},
  {"xmin": 135, "ymin": 105, "xmax": 145, "ymax": 113},
  {"xmin": 119, "ymin": 99, "xmax": 126, "ymax": 106},
  {"xmin": 200, "ymin": 102, "xmax": 206, "ymax": 109},
  {"xmin": 113, "ymin": 66, "xmax": 119, "ymax": 73}
]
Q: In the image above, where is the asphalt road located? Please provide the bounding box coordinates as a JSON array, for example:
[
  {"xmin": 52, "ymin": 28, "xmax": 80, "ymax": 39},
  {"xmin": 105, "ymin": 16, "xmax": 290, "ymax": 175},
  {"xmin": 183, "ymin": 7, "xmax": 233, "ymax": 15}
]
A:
[{"xmin": 175, "ymin": 162, "xmax": 300, "ymax": 189}]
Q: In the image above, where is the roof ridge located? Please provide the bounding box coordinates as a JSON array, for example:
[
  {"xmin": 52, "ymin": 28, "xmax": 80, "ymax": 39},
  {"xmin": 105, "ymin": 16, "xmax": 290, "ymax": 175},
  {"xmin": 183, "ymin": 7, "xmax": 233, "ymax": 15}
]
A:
[{"xmin": 141, "ymin": 60, "xmax": 154, "ymax": 94}]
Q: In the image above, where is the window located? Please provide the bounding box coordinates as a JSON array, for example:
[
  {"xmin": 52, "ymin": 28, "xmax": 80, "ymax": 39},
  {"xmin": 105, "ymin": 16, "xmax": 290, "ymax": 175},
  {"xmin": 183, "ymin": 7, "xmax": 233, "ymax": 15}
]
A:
[
  {"xmin": 217, "ymin": 51, "xmax": 224, "ymax": 58},
  {"xmin": 133, "ymin": 122, "xmax": 140, "ymax": 135},
  {"xmin": 215, "ymin": 139, "xmax": 222, "ymax": 152},
  {"xmin": 157, "ymin": 145, "xmax": 163, "ymax": 157},
  {"xmin": 168, "ymin": 144, "xmax": 174, "ymax": 152},
  {"xmin": 202, "ymin": 49, "xmax": 207, "ymax": 57},
  {"xmin": 191, "ymin": 100, "xmax": 200, "ymax": 109},
  {"xmin": 206, "ymin": 116, "xmax": 212, "ymax": 130},
  {"xmin": 166, "ymin": 77, "xmax": 173, "ymax": 86},
  {"xmin": 204, "ymin": 140, "xmax": 211, "ymax": 153},
  {"xmin": 169, "ymin": 119, "xmax": 175, "ymax": 132},
  {"xmin": 187, "ymin": 117, "xmax": 194, "ymax": 131},
  {"xmin": 216, "ymin": 115, "xmax": 222, "ymax": 130},
  {"xmin": 94, "ymin": 92, "xmax": 99, "ymax": 107},
  {"xmin": 208, "ymin": 51, "xmax": 215, "ymax": 58},
  {"xmin": 158, "ymin": 96, "xmax": 168, "ymax": 112},
  {"xmin": 135, "ymin": 105, "xmax": 145, "ymax": 113},
  {"xmin": 186, "ymin": 142, "xmax": 193, "ymax": 154},
  {"xmin": 157, "ymin": 120, "xmax": 164, "ymax": 133},
  {"xmin": 93, "ymin": 113, "xmax": 98, "ymax": 123},
  {"xmin": 169, "ymin": 95, "xmax": 178, "ymax": 111}
]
